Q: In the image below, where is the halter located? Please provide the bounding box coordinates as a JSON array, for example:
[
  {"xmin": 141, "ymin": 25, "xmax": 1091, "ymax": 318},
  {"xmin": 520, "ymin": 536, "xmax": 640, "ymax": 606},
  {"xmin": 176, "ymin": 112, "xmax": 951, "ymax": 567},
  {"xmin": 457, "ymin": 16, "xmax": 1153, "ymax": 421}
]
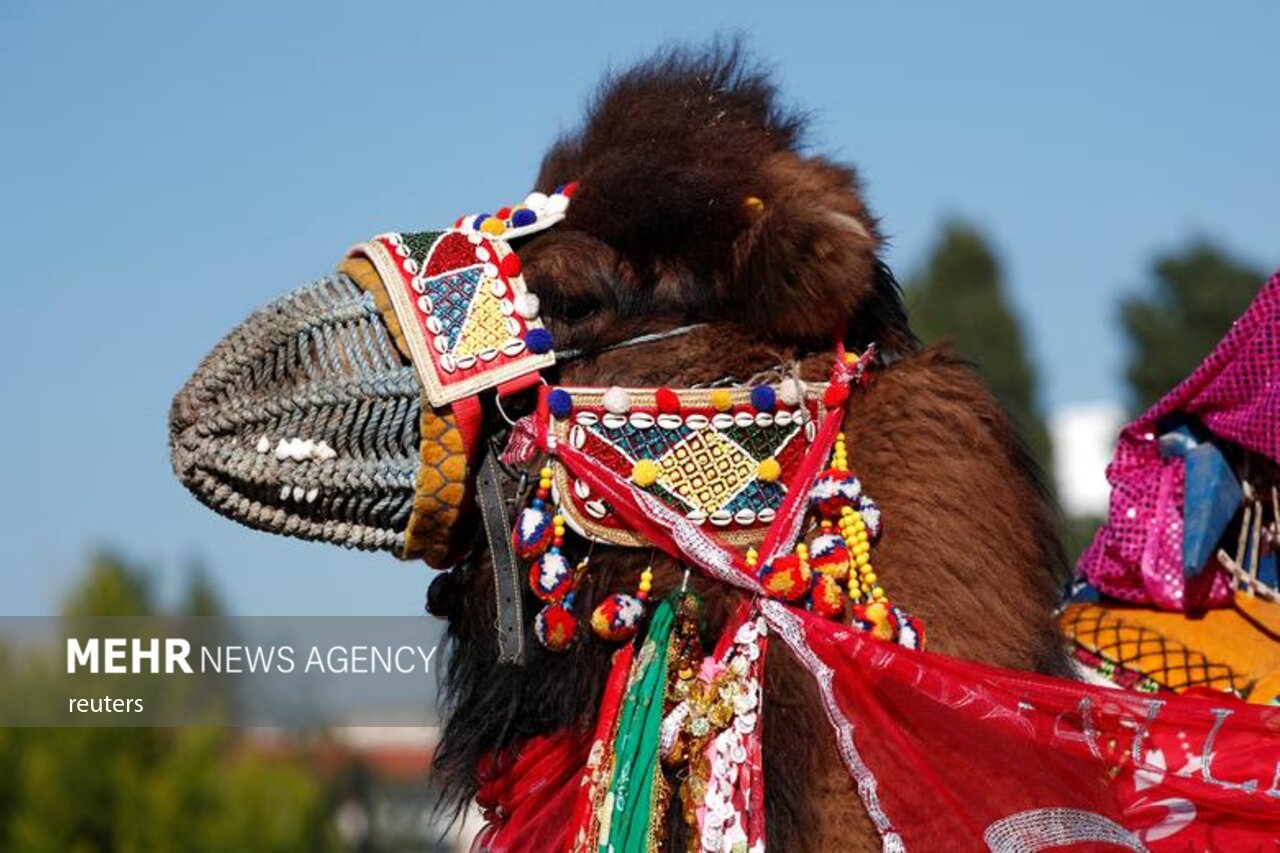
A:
[{"xmin": 348, "ymin": 184, "xmax": 921, "ymax": 665}]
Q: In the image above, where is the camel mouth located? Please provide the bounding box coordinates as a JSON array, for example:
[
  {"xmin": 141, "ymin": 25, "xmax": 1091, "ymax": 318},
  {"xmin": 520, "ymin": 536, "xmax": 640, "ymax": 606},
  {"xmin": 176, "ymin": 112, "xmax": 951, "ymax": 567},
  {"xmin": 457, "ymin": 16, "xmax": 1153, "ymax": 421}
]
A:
[{"xmin": 168, "ymin": 273, "xmax": 424, "ymax": 554}]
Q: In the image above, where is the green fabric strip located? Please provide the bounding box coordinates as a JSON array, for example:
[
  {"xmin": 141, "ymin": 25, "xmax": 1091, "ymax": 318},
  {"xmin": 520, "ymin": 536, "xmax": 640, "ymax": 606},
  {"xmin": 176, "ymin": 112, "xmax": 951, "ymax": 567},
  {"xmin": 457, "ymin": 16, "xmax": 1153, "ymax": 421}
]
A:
[{"xmin": 600, "ymin": 596, "xmax": 676, "ymax": 853}]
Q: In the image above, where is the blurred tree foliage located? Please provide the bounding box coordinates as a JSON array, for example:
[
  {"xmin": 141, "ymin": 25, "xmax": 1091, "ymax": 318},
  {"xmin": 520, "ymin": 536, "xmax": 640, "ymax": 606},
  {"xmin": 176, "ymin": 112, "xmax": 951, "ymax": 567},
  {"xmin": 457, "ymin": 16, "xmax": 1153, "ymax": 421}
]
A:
[
  {"xmin": 1121, "ymin": 241, "xmax": 1266, "ymax": 412},
  {"xmin": 0, "ymin": 552, "xmax": 338, "ymax": 853},
  {"xmin": 906, "ymin": 221, "xmax": 1054, "ymax": 477}
]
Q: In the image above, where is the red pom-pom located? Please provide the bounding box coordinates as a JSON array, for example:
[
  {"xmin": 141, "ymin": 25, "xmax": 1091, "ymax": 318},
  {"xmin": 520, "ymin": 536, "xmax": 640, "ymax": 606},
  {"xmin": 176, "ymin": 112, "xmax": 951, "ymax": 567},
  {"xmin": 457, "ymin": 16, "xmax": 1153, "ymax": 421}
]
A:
[
  {"xmin": 809, "ymin": 470, "xmax": 863, "ymax": 516},
  {"xmin": 513, "ymin": 507, "xmax": 554, "ymax": 559},
  {"xmin": 656, "ymin": 387, "xmax": 680, "ymax": 414},
  {"xmin": 853, "ymin": 601, "xmax": 899, "ymax": 642},
  {"xmin": 562, "ymin": 181, "xmax": 579, "ymax": 198},
  {"xmin": 453, "ymin": 216, "xmax": 466, "ymax": 228},
  {"xmin": 529, "ymin": 552, "xmax": 575, "ymax": 602},
  {"xmin": 536, "ymin": 604, "xmax": 578, "ymax": 651},
  {"xmin": 823, "ymin": 382, "xmax": 850, "ymax": 409},
  {"xmin": 499, "ymin": 252, "xmax": 523, "ymax": 278},
  {"xmin": 758, "ymin": 554, "xmax": 812, "ymax": 601},
  {"xmin": 809, "ymin": 533, "xmax": 851, "ymax": 581},
  {"xmin": 496, "ymin": 206, "xmax": 512, "ymax": 220},
  {"xmin": 811, "ymin": 574, "xmax": 845, "ymax": 618},
  {"xmin": 590, "ymin": 593, "xmax": 644, "ymax": 642}
]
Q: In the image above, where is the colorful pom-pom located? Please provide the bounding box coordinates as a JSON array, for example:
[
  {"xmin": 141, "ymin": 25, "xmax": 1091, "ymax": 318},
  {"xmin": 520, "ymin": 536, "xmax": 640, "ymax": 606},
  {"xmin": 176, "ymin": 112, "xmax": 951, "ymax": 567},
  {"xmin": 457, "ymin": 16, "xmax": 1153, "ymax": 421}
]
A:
[
  {"xmin": 499, "ymin": 253, "xmax": 523, "ymax": 277},
  {"xmin": 852, "ymin": 601, "xmax": 898, "ymax": 642},
  {"xmin": 513, "ymin": 506, "xmax": 554, "ymax": 559},
  {"xmin": 858, "ymin": 497, "xmax": 882, "ymax": 539},
  {"xmin": 743, "ymin": 196, "xmax": 764, "ymax": 214},
  {"xmin": 893, "ymin": 606, "xmax": 925, "ymax": 650},
  {"xmin": 526, "ymin": 327, "xmax": 554, "ymax": 354},
  {"xmin": 809, "ymin": 533, "xmax": 851, "ymax": 580},
  {"xmin": 632, "ymin": 458, "xmax": 660, "ymax": 487},
  {"xmin": 823, "ymin": 381, "xmax": 850, "ymax": 409},
  {"xmin": 750, "ymin": 385, "xmax": 776, "ymax": 411},
  {"xmin": 495, "ymin": 206, "xmax": 512, "ymax": 220},
  {"xmin": 548, "ymin": 388, "xmax": 573, "ymax": 418},
  {"xmin": 562, "ymin": 181, "xmax": 579, "ymax": 198},
  {"xmin": 535, "ymin": 603, "xmax": 578, "ymax": 651},
  {"xmin": 472, "ymin": 214, "xmax": 490, "ymax": 231},
  {"xmin": 590, "ymin": 593, "xmax": 644, "ymax": 642},
  {"xmin": 529, "ymin": 552, "xmax": 575, "ymax": 602},
  {"xmin": 512, "ymin": 208, "xmax": 537, "ymax": 227},
  {"xmin": 756, "ymin": 457, "xmax": 781, "ymax": 483},
  {"xmin": 757, "ymin": 553, "xmax": 812, "ymax": 602},
  {"xmin": 479, "ymin": 217, "xmax": 505, "ymax": 235},
  {"xmin": 811, "ymin": 573, "xmax": 845, "ymax": 618},
  {"xmin": 778, "ymin": 378, "xmax": 804, "ymax": 406},
  {"xmin": 603, "ymin": 386, "xmax": 631, "ymax": 414},
  {"xmin": 655, "ymin": 387, "xmax": 680, "ymax": 414},
  {"xmin": 515, "ymin": 292, "xmax": 540, "ymax": 320},
  {"xmin": 810, "ymin": 470, "xmax": 863, "ymax": 516},
  {"xmin": 709, "ymin": 389, "xmax": 734, "ymax": 412}
]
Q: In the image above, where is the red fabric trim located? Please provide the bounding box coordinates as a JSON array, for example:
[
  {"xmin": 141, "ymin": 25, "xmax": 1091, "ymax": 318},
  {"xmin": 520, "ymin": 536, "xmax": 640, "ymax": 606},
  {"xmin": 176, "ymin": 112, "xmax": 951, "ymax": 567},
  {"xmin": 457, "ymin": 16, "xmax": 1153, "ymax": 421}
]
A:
[
  {"xmin": 496, "ymin": 373, "xmax": 542, "ymax": 399},
  {"xmin": 452, "ymin": 395, "xmax": 484, "ymax": 462},
  {"xmin": 471, "ymin": 729, "xmax": 592, "ymax": 853}
]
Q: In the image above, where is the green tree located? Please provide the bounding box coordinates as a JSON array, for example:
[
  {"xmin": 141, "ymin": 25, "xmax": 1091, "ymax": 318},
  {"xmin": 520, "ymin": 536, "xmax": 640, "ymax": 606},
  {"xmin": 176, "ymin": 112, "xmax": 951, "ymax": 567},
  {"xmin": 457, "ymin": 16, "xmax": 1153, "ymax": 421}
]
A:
[
  {"xmin": 906, "ymin": 221, "xmax": 1054, "ymax": 473},
  {"xmin": 1121, "ymin": 241, "xmax": 1266, "ymax": 412},
  {"xmin": 0, "ymin": 551, "xmax": 338, "ymax": 852}
]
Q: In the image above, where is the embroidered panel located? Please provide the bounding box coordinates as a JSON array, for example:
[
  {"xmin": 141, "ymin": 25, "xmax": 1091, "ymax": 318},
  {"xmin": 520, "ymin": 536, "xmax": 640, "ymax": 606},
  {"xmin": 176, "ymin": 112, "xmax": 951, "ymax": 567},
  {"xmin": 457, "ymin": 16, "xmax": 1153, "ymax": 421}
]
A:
[
  {"xmin": 350, "ymin": 229, "xmax": 554, "ymax": 407},
  {"xmin": 548, "ymin": 385, "xmax": 823, "ymax": 547}
]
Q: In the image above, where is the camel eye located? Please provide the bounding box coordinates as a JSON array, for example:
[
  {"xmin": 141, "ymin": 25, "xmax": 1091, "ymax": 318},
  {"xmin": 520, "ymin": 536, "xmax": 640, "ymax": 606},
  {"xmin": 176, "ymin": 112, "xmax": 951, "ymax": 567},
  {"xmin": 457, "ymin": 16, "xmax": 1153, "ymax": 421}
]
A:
[{"xmin": 546, "ymin": 294, "xmax": 601, "ymax": 324}]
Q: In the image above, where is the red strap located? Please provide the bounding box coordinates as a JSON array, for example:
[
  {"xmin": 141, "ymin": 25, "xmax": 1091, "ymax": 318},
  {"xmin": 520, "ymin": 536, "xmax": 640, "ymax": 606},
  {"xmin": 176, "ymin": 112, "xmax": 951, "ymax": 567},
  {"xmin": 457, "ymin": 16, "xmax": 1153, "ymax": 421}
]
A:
[
  {"xmin": 497, "ymin": 372, "xmax": 542, "ymax": 399},
  {"xmin": 452, "ymin": 395, "xmax": 485, "ymax": 462}
]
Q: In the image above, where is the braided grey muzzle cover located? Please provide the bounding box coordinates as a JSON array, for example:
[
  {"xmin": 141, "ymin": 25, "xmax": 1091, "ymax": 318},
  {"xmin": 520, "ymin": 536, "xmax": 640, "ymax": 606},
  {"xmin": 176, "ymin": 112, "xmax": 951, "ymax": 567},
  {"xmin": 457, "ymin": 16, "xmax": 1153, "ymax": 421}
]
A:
[{"xmin": 169, "ymin": 274, "xmax": 422, "ymax": 553}]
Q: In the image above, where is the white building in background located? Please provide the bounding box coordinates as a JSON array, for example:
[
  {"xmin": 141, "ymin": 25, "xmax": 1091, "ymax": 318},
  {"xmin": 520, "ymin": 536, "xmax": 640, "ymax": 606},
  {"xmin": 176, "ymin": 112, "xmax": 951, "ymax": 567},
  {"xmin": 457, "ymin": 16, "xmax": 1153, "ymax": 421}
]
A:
[{"xmin": 1050, "ymin": 402, "xmax": 1126, "ymax": 517}]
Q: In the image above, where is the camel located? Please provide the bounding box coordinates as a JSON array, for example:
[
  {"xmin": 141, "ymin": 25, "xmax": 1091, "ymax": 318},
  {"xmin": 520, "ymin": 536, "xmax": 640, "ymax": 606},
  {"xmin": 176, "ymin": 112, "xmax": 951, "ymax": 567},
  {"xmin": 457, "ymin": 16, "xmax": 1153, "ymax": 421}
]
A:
[{"xmin": 171, "ymin": 46, "xmax": 1069, "ymax": 851}]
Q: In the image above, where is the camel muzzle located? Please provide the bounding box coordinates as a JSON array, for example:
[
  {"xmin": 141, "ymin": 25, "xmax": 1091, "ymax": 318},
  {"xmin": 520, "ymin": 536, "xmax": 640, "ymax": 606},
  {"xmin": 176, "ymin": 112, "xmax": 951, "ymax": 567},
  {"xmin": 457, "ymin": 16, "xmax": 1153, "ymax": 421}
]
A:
[{"xmin": 167, "ymin": 270, "xmax": 477, "ymax": 566}]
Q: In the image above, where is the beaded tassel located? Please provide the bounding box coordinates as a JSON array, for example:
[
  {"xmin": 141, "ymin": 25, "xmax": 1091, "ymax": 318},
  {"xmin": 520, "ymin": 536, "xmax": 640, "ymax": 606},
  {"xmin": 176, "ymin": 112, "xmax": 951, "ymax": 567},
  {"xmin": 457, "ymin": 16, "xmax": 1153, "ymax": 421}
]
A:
[
  {"xmin": 514, "ymin": 466, "xmax": 557, "ymax": 559},
  {"xmin": 514, "ymin": 463, "xmax": 583, "ymax": 652}
]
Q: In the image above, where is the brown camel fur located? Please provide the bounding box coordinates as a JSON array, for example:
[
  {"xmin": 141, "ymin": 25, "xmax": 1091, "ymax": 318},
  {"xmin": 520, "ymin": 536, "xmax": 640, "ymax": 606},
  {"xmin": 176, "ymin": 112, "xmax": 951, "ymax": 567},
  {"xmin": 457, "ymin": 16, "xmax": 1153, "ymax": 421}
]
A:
[{"xmin": 429, "ymin": 46, "xmax": 1069, "ymax": 851}]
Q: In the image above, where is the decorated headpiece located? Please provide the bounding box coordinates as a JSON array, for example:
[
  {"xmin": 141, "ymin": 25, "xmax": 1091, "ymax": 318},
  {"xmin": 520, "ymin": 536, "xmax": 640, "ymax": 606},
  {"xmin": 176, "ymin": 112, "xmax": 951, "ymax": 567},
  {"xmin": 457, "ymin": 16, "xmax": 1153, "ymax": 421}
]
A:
[{"xmin": 171, "ymin": 185, "xmax": 576, "ymax": 568}]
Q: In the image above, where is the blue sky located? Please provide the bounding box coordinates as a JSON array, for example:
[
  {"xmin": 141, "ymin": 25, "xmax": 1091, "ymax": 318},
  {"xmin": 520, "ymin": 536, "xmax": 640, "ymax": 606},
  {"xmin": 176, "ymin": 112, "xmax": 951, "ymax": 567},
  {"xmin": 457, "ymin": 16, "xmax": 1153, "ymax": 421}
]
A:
[{"xmin": 1, "ymin": 1, "xmax": 1276, "ymax": 616}]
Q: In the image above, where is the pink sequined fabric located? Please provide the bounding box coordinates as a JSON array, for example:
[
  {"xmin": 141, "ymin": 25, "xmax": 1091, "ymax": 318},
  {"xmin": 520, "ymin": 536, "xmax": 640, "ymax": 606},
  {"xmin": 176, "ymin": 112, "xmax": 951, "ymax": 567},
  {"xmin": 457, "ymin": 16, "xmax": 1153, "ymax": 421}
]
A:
[{"xmin": 1079, "ymin": 272, "xmax": 1280, "ymax": 610}]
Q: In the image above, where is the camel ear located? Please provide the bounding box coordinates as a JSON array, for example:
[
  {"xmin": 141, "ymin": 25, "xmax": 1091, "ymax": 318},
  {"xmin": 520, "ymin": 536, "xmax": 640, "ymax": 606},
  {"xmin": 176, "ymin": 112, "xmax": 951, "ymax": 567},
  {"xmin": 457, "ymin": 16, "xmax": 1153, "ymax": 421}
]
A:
[{"xmin": 732, "ymin": 153, "xmax": 882, "ymax": 342}]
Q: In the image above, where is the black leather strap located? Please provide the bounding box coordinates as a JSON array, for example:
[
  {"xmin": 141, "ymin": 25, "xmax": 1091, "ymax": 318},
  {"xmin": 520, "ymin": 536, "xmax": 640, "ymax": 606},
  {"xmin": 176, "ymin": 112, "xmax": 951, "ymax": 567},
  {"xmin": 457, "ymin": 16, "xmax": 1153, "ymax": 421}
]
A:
[{"xmin": 476, "ymin": 447, "xmax": 527, "ymax": 665}]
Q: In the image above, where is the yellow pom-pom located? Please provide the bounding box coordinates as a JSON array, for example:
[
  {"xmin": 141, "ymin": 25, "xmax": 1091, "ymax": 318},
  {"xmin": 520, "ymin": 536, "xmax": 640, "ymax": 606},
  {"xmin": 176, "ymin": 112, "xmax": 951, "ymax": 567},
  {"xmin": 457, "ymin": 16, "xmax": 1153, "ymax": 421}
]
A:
[
  {"xmin": 757, "ymin": 457, "xmax": 782, "ymax": 483},
  {"xmin": 709, "ymin": 389, "xmax": 734, "ymax": 412},
  {"xmin": 480, "ymin": 216, "xmax": 506, "ymax": 235},
  {"xmin": 540, "ymin": 467, "xmax": 553, "ymax": 479},
  {"xmin": 743, "ymin": 196, "xmax": 765, "ymax": 214},
  {"xmin": 746, "ymin": 547, "xmax": 759, "ymax": 567},
  {"xmin": 632, "ymin": 458, "xmax": 660, "ymax": 487}
]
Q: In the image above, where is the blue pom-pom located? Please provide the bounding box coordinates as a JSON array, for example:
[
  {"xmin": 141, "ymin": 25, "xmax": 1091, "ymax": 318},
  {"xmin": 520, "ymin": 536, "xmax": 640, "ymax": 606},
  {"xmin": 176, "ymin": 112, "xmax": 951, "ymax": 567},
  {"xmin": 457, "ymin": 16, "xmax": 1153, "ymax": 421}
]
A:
[
  {"xmin": 547, "ymin": 388, "xmax": 573, "ymax": 418},
  {"xmin": 472, "ymin": 213, "xmax": 489, "ymax": 230},
  {"xmin": 511, "ymin": 208, "xmax": 537, "ymax": 227},
  {"xmin": 750, "ymin": 385, "xmax": 777, "ymax": 411},
  {"xmin": 526, "ymin": 327, "xmax": 554, "ymax": 354}
]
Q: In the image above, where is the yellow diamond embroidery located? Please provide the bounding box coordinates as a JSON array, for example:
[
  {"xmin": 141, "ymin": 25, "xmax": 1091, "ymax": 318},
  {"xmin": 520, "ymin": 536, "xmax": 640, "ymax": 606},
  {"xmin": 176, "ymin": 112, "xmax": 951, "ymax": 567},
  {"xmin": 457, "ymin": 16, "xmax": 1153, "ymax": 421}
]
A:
[
  {"xmin": 657, "ymin": 429, "xmax": 755, "ymax": 515},
  {"xmin": 454, "ymin": 279, "xmax": 510, "ymax": 357}
]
